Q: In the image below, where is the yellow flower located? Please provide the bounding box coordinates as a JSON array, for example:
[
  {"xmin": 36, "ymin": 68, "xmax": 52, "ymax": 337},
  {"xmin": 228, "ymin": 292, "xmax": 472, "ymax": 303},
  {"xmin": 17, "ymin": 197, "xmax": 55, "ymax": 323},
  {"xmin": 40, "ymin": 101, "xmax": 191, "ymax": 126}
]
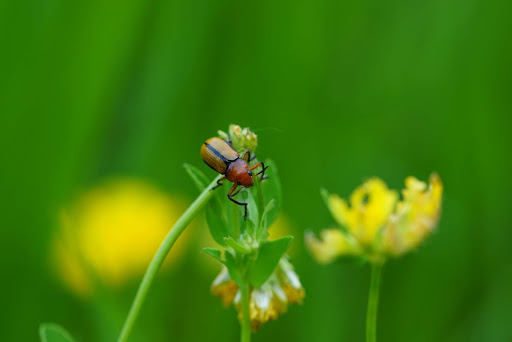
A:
[
  {"xmin": 211, "ymin": 268, "xmax": 239, "ymax": 307},
  {"xmin": 52, "ymin": 179, "xmax": 187, "ymax": 296},
  {"xmin": 243, "ymin": 285, "xmax": 284, "ymax": 331},
  {"xmin": 382, "ymin": 174, "xmax": 443, "ymax": 256},
  {"xmin": 328, "ymin": 178, "xmax": 398, "ymax": 246},
  {"xmin": 275, "ymin": 258, "xmax": 305, "ymax": 305},
  {"xmin": 306, "ymin": 174, "xmax": 443, "ymax": 263},
  {"xmin": 304, "ymin": 229, "xmax": 362, "ymax": 264},
  {"xmin": 211, "ymin": 259, "xmax": 304, "ymax": 331}
]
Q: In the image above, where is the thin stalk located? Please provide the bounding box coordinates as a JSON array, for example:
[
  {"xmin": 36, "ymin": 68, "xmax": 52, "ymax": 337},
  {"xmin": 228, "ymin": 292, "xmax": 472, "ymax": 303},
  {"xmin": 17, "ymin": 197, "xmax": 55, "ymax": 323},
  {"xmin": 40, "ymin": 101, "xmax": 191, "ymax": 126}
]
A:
[
  {"xmin": 240, "ymin": 285, "xmax": 251, "ymax": 342},
  {"xmin": 117, "ymin": 174, "xmax": 222, "ymax": 342},
  {"xmin": 366, "ymin": 263, "xmax": 383, "ymax": 342}
]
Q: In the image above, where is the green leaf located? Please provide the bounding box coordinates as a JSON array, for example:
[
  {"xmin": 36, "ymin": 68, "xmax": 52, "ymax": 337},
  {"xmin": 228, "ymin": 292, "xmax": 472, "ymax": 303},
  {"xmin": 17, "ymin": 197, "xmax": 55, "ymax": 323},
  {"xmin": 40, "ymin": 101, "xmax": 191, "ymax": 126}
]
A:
[
  {"xmin": 224, "ymin": 250, "xmax": 245, "ymax": 286},
  {"xmin": 183, "ymin": 163, "xmax": 209, "ymax": 192},
  {"xmin": 206, "ymin": 181, "xmax": 232, "ymax": 246},
  {"xmin": 223, "ymin": 249, "xmax": 236, "ymax": 269},
  {"xmin": 184, "ymin": 164, "xmax": 230, "ymax": 245},
  {"xmin": 260, "ymin": 159, "xmax": 281, "ymax": 227},
  {"xmin": 257, "ymin": 199, "xmax": 275, "ymax": 240},
  {"xmin": 39, "ymin": 323, "xmax": 74, "ymax": 342},
  {"xmin": 202, "ymin": 248, "xmax": 246, "ymax": 287},
  {"xmin": 202, "ymin": 248, "xmax": 223, "ymax": 263},
  {"xmin": 224, "ymin": 237, "xmax": 251, "ymax": 254},
  {"xmin": 206, "ymin": 203, "xmax": 230, "ymax": 246},
  {"xmin": 226, "ymin": 191, "xmax": 242, "ymax": 238},
  {"xmin": 249, "ymin": 236, "xmax": 293, "ymax": 287},
  {"xmin": 240, "ymin": 189, "xmax": 259, "ymax": 234},
  {"xmin": 245, "ymin": 219, "xmax": 256, "ymax": 238}
]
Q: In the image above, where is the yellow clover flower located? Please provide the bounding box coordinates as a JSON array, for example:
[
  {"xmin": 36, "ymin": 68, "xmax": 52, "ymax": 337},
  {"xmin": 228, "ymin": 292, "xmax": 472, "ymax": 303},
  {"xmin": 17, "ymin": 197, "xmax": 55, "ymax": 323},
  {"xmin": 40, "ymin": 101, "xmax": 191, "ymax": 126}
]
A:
[
  {"xmin": 304, "ymin": 229, "xmax": 362, "ymax": 264},
  {"xmin": 211, "ymin": 259, "xmax": 304, "ymax": 332},
  {"xmin": 52, "ymin": 179, "xmax": 188, "ymax": 296},
  {"xmin": 306, "ymin": 174, "xmax": 443, "ymax": 262},
  {"xmin": 383, "ymin": 174, "xmax": 443, "ymax": 256}
]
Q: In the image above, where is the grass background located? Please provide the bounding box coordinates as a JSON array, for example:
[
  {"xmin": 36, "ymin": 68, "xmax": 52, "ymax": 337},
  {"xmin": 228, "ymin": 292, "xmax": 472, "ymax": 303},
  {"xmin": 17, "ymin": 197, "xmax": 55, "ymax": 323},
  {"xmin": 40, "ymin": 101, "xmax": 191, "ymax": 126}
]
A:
[{"xmin": 1, "ymin": 0, "xmax": 511, "ymax": 341}]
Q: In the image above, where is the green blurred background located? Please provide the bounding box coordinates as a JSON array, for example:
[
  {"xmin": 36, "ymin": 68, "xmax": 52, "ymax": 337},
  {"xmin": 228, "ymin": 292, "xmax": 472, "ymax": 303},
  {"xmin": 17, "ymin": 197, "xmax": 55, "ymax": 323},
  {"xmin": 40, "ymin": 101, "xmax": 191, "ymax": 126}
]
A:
[{"xmin": 1, "ymin": 0, "xmax": 511, "ymax": 341}]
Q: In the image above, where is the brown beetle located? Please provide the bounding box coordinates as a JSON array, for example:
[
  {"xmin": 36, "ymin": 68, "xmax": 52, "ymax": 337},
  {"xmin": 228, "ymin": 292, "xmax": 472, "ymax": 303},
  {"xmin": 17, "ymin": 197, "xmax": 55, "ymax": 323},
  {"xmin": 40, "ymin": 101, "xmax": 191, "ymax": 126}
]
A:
[{"xmin": 201, "ymin": 137, "xmax": 267, "ymax": 218}]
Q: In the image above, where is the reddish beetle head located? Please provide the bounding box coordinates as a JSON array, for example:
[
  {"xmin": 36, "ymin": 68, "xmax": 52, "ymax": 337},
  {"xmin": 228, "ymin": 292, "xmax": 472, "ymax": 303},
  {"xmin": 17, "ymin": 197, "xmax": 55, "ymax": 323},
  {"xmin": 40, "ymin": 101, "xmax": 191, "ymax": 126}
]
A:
[
  {"xmin": 226, "ymin": 159, "xmax": 254, "ymax": 188},
  {"xmin": 238, "ymin": 170, "xmax": 254, "ymax": 188}
]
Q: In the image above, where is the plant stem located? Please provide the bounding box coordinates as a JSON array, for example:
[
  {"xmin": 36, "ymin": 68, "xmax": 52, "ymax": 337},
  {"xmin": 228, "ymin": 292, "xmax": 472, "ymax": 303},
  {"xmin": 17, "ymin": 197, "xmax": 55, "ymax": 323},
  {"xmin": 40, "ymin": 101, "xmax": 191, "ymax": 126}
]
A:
[
  {"xmin": 117, "ymin": 174, "xmax": 222, "ymax": 342},
  {"xmin": 366, "ymin": 262, "xmax": 383, "ymax": 342},
  {"xmin": 240, "ymin": 285, "xmax": 251, "ymax": 342}
]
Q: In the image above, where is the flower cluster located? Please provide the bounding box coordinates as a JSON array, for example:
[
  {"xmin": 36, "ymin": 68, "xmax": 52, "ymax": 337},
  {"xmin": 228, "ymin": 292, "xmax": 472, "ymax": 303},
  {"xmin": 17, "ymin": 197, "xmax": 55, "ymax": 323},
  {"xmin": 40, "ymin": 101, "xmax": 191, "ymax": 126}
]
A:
[
  {"xmin": 218, "ymin": 124, "xmax": 258, "ymax": 155},
  {"xmin": 212, "ymin": 259, "xmax": 304, "ymax": 331},
  {"xmin": 306, "ymin": 174, "xmax": 443, "ymax": 263}
]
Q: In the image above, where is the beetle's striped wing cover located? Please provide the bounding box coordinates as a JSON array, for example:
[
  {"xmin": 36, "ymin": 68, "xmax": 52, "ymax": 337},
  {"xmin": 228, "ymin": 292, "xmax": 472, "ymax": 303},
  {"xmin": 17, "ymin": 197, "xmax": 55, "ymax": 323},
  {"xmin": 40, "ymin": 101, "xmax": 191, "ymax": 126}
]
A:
[{"xmin": 201, "ymin": 137, "xmax": 239, "ymax": 173}]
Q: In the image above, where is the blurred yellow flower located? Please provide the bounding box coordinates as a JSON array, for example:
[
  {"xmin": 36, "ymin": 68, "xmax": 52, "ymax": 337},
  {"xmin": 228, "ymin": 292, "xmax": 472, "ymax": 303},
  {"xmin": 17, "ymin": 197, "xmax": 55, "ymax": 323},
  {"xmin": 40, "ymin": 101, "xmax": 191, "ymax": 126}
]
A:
[
  {"xmin": 52, "ymin": 179, "xmax": 188, "ymax": 296},
  {"xmin": 304, "ymin": 229, "xmax": 361, "ymax": 264},
  {"xmin": 211, "ymin": 259, "xmax": 304, "ymax": 332},
  {"xmin": 306, "ymin": 174, "xmax": 443, "ymax": 263},
  {"xmin": 382, "ymin": 174, "xmax": 443, "ymax": 256},
  {"xmin": 327, "ymin": 178, "xmax": 398, "ymax": 247}
]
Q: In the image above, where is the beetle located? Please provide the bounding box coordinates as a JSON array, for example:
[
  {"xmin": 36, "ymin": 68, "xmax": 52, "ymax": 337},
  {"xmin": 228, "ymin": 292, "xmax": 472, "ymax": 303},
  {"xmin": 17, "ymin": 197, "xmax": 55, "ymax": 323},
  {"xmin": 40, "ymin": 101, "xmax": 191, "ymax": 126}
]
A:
[{"xmin": 201, "ymin": 137, "xmax": 267, "ymax": 219}]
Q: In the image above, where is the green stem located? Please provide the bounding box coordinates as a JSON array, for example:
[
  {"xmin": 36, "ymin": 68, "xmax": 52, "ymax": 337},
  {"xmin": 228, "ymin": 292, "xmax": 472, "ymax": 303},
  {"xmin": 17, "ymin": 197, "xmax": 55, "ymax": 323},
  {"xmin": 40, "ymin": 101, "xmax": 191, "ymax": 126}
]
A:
[
  {"xmin": 240, "ymin": 285, "xmax": 251, "ymax": 342},
  {"xmin": 366, "ymin": 263, "xmax": 383, "ymax": 342},
  {"xmin": 117, "ymin": 174, "xmax": 222, "ymax": 342}
]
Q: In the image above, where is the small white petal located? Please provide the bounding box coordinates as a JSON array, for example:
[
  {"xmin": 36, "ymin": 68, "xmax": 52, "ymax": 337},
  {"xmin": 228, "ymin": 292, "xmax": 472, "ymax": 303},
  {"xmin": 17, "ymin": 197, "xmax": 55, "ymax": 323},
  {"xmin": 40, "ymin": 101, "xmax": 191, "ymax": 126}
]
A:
[
  {"xmin": 286, "ymin": 269, "xmax": 302, "ymax": 289},
  {"xmin": 252, "ymin": 288, "xmax": 271, "ymax": 311}
]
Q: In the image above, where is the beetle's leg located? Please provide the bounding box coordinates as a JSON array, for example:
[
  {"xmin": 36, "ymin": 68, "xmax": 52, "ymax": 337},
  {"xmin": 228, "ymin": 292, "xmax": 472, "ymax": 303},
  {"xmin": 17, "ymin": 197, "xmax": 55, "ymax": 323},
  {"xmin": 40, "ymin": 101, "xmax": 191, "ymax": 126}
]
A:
[
  {"xmin": 244, "ymin": 151, "xmax": 259, "ymax": 172},
  {"xmin": 227, "ymin": 183, "xmax": 248, "ymax": 219},
  {"xmin": 243, "ymin": 150, "xmax": 257, "ymax": 162},
  {"xmin": 249, "ymin": 161, "xmax": 268, "ymax": 180},
  {"xmin": 248, "ymin": 162, "xmax": 261, "ymax": 172},
  {"xmin": 212, "ymin": 176, "xmax": 226, "ymax": 190},
  {"xmin": 242, "ymin": 151, "xmax": 251, "ymax": 162},
  {"xmin": 258, "ymin": 163, "xmax": 269, "ymax": 180},
  {"xmin": 231, "ymin": 186, "xmax": 243, "ymax": 197},
  {"xmin": 227, "ymin": 182, "xmax": 238, "ymax": 196}
]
